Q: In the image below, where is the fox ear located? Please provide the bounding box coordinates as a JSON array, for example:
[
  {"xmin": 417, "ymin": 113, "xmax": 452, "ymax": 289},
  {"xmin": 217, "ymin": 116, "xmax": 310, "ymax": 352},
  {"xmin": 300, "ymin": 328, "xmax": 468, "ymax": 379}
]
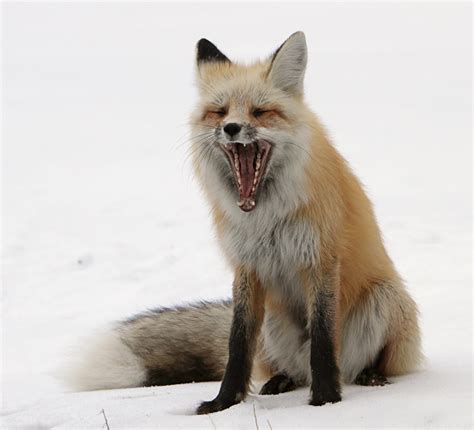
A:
[
  {"xmin": 267, "ymin": 32, "xmax": 307, "ymax": 95},
  {"xmin": 196, "ymin": 39, "xmax": 230, "ymax": 65}
]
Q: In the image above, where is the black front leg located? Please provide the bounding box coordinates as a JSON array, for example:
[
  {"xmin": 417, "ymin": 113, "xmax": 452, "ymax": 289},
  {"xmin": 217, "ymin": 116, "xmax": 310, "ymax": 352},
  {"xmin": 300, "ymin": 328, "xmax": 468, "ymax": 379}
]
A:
[
  {"xmin": 305, "ymin": 265, "xmax": 342, "ymax": 406},
  {"xmin": 196, "ymin": 269, "xmax": 264, "ymax": 414}
]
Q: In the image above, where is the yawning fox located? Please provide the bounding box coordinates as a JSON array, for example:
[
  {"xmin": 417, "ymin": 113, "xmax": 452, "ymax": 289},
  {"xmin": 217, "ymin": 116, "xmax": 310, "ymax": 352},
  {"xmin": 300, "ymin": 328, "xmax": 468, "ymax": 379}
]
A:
[{"xmin": 67, "ymin": 32, "xmax": 422, "ymax": 414}]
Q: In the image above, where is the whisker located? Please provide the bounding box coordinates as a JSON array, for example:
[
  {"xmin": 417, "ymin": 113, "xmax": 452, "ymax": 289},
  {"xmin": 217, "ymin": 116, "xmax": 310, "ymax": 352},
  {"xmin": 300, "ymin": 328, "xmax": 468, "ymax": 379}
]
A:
[
  {"xmin": 178, "ymin": 137, "xmax": 216, "ymax": 180},
  {"xmin": 257, "ymin": 132, "xmax": 317, "ymax": 163},
  {"xmin": 176, "ymin": 134, "xmax": 216, "ymax": 156},
  {"xmin": 184, "ymin": 137, "xmax": 217, "ymax": 166},
  {"xmin": 192, "ymin": 141, "xmax": 216, "ymax": 169},
  {"xmin": 174, "ymin": 131, "xmax": 216, "ymax": 150}
]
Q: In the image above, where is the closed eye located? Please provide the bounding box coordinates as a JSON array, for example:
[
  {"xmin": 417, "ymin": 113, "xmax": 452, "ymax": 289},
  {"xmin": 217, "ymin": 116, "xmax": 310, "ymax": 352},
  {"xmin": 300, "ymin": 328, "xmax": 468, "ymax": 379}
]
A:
[
  {"xmin": 210, "ymin": 109, "xmax": 226, "ymax": 117},
  {"xmin": 204, "ymin": 108, "xmax": 227, "ymax": 120},
  {"xmin": 252, "ymin": 108, "xmax": 267, "ymax": 118},
  {"xmin": 252, "ymin": 108, "xmax": 283, "ymax": 119}
]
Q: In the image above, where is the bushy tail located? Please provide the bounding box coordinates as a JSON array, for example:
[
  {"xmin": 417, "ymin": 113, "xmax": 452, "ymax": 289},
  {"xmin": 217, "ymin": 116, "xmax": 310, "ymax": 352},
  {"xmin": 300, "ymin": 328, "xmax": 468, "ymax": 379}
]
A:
[{"xmin": 65, "ymin": 300, "xmax": 232, "ymax": 391}]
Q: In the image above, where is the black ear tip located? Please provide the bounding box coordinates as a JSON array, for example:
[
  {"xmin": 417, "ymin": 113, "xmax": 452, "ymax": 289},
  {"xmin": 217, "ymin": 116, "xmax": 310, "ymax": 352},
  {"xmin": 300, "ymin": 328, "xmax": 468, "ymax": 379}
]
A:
[
  {"xmin": 197, "ymin": 38, "xmax": 212, "ymax": 49},
  {"xmin": 197, "ymin": 38, "xmax": 230, "ymax": 64}
]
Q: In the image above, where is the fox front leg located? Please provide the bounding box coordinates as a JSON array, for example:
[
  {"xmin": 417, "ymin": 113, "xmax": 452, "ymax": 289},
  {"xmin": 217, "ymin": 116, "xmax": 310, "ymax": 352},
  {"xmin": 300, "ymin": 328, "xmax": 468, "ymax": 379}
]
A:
[
  {"xmin": 196, "ymin": 269, "xmax": 264, "ymax": 414},
  {"xmin": 303, "ymin": 262, "xmax": 342, "ymax": 406}
]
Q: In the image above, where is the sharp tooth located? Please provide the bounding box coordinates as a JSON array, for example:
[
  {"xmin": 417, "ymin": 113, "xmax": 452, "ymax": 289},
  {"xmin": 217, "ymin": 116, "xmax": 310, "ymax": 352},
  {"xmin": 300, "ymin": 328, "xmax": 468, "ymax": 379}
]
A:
[
  {"xmin": 252, "ymin": 186, "xmax": 255, "ymax": 193},
  {"xmin": 251, "ymin": 201, "xmax": 256, "ymax": 206}
]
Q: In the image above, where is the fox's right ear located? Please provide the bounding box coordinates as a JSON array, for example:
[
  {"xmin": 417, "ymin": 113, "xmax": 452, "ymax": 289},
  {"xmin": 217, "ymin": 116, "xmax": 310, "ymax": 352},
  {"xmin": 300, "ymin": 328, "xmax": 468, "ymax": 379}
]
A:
[
  {"xmin": 196, "ymin": 39, "xmax": 230, "ymax": 66},
  {"xmin": 267, "ymin": 32, "xmax": 307, "ymax": 95}
]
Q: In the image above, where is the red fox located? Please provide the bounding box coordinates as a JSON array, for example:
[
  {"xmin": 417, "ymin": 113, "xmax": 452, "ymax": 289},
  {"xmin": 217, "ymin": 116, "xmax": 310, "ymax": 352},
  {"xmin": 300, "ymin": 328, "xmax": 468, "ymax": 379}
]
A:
[{"xmin": 66, "ymin": 32, "xmax": 422, "ymax": 413}]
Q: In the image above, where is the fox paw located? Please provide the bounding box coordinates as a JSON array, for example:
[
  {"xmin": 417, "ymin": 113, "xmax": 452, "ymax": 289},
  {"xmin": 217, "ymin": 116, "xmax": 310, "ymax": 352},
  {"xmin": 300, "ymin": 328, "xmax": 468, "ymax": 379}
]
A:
[
  {"xmin": 260, "ymin": 374, "xmax": 296, "ymax": 395},
  {"xmin": 196, "ymin": 398, "xmax": 238, "ymax": 414},
  {"xmin": 354, "ymin": 368, "xmax": 389, "ymax": 386},
  {"xmin": 310, "ymin": 389, "xmax": 342, "ymax": 406}
]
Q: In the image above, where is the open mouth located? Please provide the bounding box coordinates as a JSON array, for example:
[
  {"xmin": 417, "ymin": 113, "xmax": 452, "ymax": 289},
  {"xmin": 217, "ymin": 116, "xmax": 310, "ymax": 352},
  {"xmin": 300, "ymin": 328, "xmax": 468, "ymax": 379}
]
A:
[{"xmin": 220, "ymin": 140, "xmax": 272, "ymax": 212}]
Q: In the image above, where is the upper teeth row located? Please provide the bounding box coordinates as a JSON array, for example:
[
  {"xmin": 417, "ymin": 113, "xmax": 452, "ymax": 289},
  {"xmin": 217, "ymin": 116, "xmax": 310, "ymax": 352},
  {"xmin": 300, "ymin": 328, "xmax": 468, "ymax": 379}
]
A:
[
  {"xmin": 233, "ymin": 153, "xmax": 242, "ymax": 186},
  {"xmin": 253, "ymin": 152, "xmax": 262, "ymax": 189}
]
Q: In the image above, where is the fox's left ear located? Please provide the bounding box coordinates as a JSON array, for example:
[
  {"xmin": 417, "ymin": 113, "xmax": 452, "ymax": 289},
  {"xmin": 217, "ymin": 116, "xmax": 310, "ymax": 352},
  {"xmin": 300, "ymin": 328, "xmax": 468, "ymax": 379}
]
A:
[
  {"xmin": 196, "ymin": 39, "xmax": 230, "ymax": 65},
  {"xmin": 267, "ymin": 32, "xmax": 307, "ymax": 95}
]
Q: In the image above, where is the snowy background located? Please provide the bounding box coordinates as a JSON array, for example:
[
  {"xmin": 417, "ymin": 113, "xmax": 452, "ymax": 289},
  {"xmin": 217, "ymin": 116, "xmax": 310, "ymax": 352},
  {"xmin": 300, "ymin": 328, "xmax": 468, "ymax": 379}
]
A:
[{"xmin": 2, "ymin": 2, "xmax": 472, "ymax": 428}]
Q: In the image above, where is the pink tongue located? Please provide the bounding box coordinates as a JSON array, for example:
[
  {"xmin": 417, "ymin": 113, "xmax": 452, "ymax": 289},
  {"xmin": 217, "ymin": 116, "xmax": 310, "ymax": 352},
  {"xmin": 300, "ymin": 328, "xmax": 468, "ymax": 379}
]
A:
[{"xmin": 238, "ymin": 144, "xmax": 256, "ymax": 198}]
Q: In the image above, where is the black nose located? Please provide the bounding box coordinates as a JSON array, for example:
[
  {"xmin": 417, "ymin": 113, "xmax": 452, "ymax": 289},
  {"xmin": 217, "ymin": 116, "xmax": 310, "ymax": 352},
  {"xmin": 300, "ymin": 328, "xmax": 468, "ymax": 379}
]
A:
[{"xmin": 223, "ymin": 122, "xmax": 242, "ymax": 137}]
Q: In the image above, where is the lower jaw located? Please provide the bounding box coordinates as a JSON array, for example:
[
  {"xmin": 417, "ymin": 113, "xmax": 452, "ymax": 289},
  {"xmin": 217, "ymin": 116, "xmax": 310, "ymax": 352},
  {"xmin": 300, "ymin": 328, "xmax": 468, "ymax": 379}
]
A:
[{"xmin": 238, "ymin": 195, "xmax": 257, "ymax": 212}]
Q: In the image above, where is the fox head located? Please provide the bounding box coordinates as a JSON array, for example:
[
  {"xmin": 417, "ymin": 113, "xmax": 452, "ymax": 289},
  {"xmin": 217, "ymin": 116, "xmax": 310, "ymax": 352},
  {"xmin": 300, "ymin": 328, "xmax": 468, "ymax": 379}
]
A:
[{"xmin": 190, "ymin": 32, "xmax": 316, "ymax": 217}]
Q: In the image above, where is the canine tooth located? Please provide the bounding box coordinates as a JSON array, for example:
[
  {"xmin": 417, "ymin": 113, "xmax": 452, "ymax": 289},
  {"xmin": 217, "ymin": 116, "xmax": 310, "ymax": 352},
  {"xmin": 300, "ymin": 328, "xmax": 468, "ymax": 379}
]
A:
[{"xmin": 251, "ymin": 201, "xmax": 256, "ymax": 206}]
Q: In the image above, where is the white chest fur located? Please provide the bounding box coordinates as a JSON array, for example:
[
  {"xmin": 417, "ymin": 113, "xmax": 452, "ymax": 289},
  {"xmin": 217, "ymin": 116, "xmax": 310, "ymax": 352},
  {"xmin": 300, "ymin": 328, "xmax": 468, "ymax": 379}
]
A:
[{"xmin": 220, "ymin": 212, "xmax": 319, "ymax": 286}]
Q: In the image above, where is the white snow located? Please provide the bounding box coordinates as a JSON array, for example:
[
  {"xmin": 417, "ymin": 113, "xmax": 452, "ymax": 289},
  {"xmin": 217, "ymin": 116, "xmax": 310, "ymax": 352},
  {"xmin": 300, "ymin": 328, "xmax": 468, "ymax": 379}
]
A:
[{"xmin": 2, "ymin": 2, "xmax": 472, "ymax": 429}]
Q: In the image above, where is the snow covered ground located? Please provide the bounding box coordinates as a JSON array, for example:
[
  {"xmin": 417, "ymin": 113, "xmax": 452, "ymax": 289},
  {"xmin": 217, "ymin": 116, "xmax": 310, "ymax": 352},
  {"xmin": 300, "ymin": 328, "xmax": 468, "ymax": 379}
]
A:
[{"xmin": 2, "ymin": 2, "xmax": 472, "ymax": 429}]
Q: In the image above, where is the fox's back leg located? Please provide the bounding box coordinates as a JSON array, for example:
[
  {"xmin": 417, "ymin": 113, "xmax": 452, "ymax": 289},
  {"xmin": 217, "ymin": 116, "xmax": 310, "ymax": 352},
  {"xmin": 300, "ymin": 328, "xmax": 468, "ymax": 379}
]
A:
[
  {"xmin": 377, "ymin": 288, "xmax": 422, "ymax": 378},
  {"xmin": 259, "ymin": 372, "xmax": 298, "ymax": 395},
  {"xmin": 340, "ymin": 281, "xmax": 422, "ymax": 384}
]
